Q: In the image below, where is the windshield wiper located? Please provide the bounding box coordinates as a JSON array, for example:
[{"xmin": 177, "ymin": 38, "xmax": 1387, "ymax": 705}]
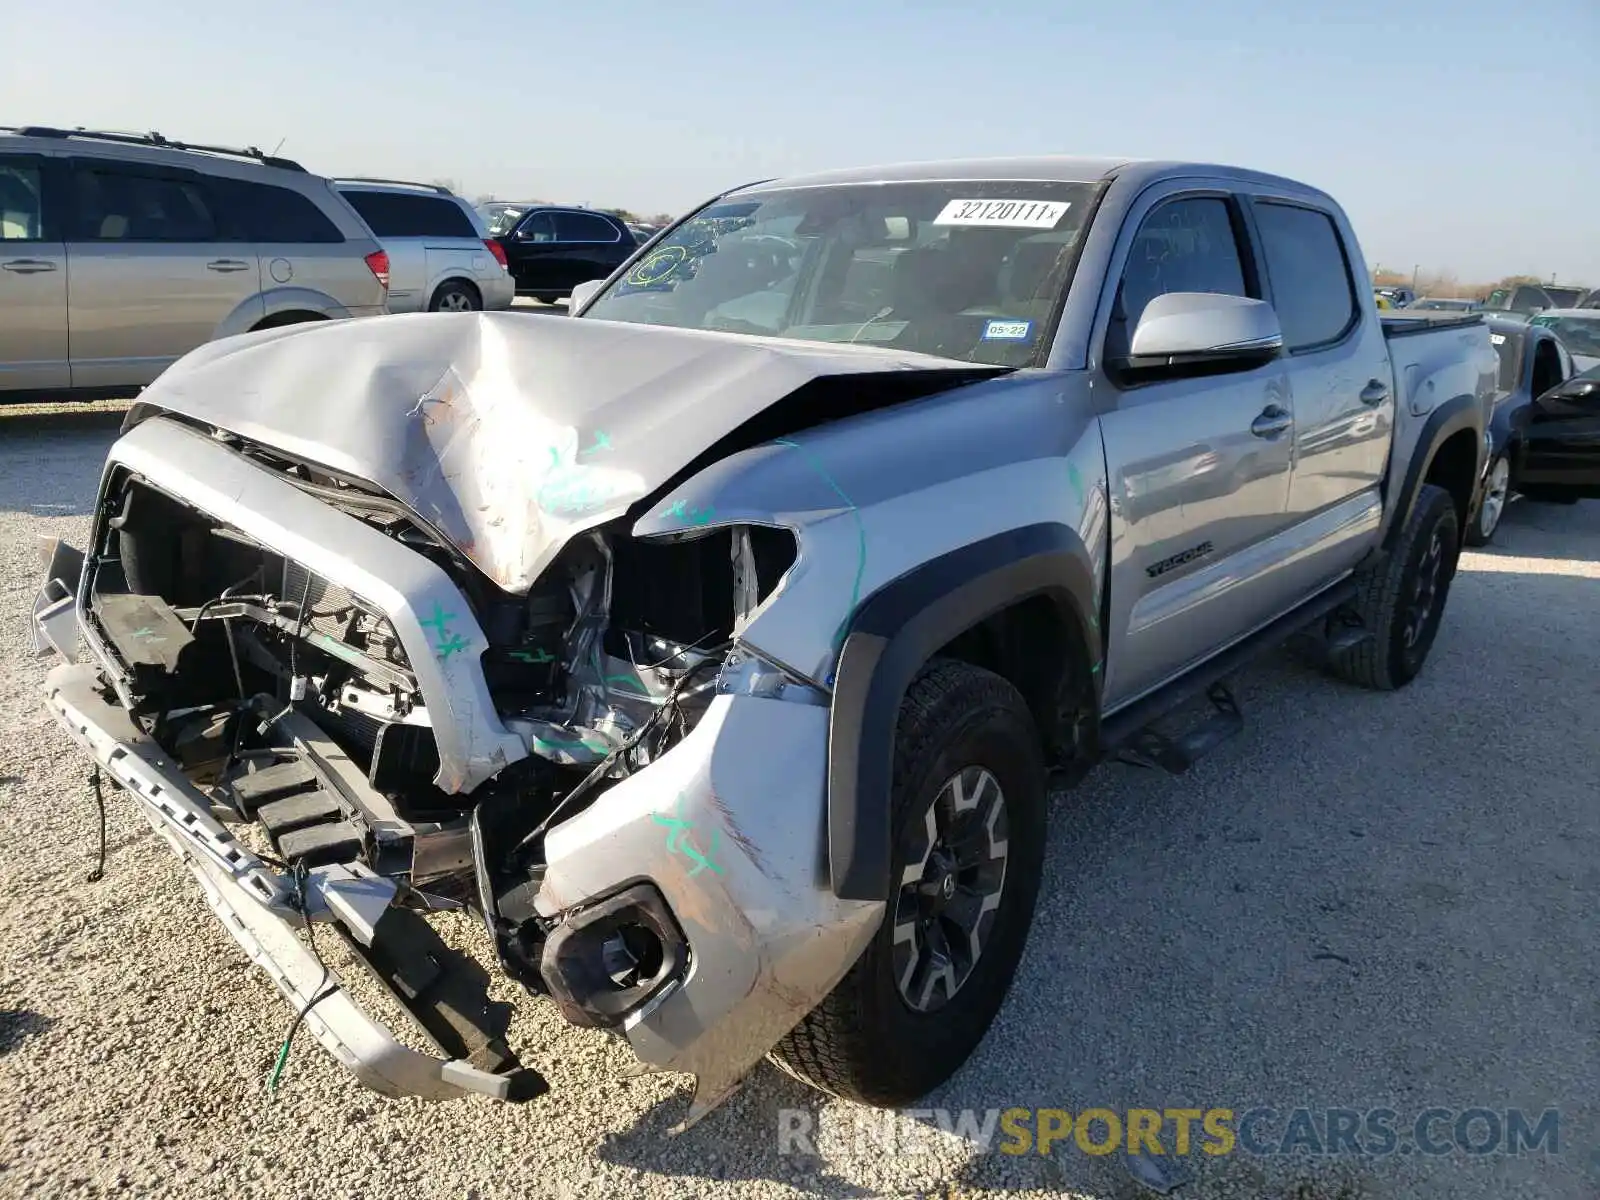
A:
[{"xmin": 847, "ymin": 306, "xmax": 896, "ymax": 344}]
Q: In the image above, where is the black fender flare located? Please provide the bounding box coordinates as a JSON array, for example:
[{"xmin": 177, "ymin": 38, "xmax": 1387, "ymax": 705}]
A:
[
  {"xmin": 825, "ymin": 523, "xmax": 1097, "ymax": 901},
  {"xmin": 1382, "ymin": 393, "xmax": 1484, "ymax": 554}
]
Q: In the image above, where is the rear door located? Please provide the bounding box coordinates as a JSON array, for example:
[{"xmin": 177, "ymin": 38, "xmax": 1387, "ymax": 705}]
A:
[
  {"xmin": 551, "ymin": 210, "xmax": 631, "ymax": 291},
  {"xmin": 64, "ymin": 157, "xmax": 262, "ymax": 388},
  {"xmin": 1243, "ymin": 192, "xmax": 1392, "ymax": 582},
  {"xmin": 0, "ymin": 151, "xmax": 69, "ymax": 391}
]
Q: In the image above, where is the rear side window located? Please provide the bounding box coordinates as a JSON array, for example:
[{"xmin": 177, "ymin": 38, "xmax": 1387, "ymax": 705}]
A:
[
  {"xmin": 1252, "ymin": 202, "xmax": 1357, "ymax": 351},
  {"xmin": 209, "ymin": 178, "xmax": 345, "ymax": 243},
  {"xmin": 553, "ymin": 211, "xmax": 620, "ymax": 242},
  {"xmin": 342, "ymin": 191, "xmax": 476, "ymax": 238},
  {"xmin": 0, "ymin": 160, "xmax": 43, "ymax": 240},
  {"xmin": 71, "ymin": 163, "xmax": 216, "ymax": 241}
]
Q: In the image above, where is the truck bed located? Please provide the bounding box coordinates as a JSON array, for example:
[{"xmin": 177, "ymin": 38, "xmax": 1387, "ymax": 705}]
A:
[{"xmin": 1380, "ymin": 312, "xmax": 1485, "ymax": 337}]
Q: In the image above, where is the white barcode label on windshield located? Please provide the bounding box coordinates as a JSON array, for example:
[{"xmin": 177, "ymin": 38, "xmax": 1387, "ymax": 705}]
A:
[
  {"xmin": 933, "ymin": 199, "xmax": 1070, "ymax": 228},
  {"xmin": 1490, "ymin": 334, "xmax": 1506, "ymax": 345}
]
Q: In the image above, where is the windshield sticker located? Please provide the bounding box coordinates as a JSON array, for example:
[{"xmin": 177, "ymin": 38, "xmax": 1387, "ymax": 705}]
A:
[
  {"xmin": 933, "ymin": 199, "xmax": 1070, "ymax": 228},
  {"xmin": 982, "ymin": 319, "xmax": 1033, "ymax": 341},
  {"xmin": 1490, "ymin": 334, "xmax": 1506, "ymax": 345}
]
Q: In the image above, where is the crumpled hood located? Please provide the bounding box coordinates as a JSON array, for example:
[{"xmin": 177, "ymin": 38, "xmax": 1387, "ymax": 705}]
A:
[{"xmin": 131, "ymin": 311, "xmax": 994, "ymax": 592}]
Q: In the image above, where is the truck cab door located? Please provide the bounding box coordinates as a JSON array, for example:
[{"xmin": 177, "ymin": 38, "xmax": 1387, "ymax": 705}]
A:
[
  {"xmin": 1242, "ymin": 194, "xmax": 1393, "ymax": 575},
  {"xmin": 1094, "ymin": 188, "xmax": 1298, "ymax": 710},
  {"xmin": 1518, "ymin": 368, "xmax": 1600, "ymax": 499}
]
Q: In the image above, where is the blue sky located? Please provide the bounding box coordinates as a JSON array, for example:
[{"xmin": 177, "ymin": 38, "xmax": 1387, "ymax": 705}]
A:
[{"xmin": 5, "ymin": 0, "xmax": 1595, "ymax": 283}]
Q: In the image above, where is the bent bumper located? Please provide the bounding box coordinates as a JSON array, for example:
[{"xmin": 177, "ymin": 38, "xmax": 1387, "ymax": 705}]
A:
[
  {"xmin": 537, "ymin": 689, "xmax": 884, "ymax": 1123},
  {"xmin": 40, "ymin": 660, "xmax": 516, "ymax": 1102}
]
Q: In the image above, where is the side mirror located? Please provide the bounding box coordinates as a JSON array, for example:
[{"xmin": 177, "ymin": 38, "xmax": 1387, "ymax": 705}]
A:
[
  {"xmin": 1117, "ymin": 292, "xmax": 1283, "ymax": 373},
  {"xmin": 1534, "ymin": 373, "xmax": 1600, "ymax": 419},
  {"xmin": 568, "ymin": 279, "xmax": 603, "ymax": 313}
]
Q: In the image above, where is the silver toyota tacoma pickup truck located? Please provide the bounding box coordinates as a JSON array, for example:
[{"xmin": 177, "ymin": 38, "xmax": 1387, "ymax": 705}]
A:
[{"xmin": 32, "ymin": 156, "xmax": 1497, "ymax": 1126}]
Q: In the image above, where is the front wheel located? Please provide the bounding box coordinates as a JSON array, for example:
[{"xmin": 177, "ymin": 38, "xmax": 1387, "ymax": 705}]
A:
[
  {"xmin": 1329, "ymin": 482, "xmax": 1459, "ymax": 691},
  {"xmin": 1465, "ymin": 454, "xmax": 1510, "ymax": 546},
  {"xmin": 769, "ymin": 660, "xmax": 1047, "ymax": 1105}
]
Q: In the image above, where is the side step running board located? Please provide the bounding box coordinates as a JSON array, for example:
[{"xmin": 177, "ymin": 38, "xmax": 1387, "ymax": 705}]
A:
[
  {"xmin": 1116, "ymin": 682, "xmax": 1242, "ymax": 774},
  {"xmin": 1099, "ymin": 578, "xmax": 1360, "ymax": 775}
]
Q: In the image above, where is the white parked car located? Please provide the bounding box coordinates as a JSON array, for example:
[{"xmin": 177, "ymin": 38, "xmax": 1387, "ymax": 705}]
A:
[{"xmin": 335, "ymin": 179, "xmax": 514, "ymax": 313}]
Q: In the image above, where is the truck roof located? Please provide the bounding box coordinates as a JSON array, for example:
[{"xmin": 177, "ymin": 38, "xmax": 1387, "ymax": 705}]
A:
[{"xmin": 733, "ymin": 156, "xmax": 1336, "ymax": 204}]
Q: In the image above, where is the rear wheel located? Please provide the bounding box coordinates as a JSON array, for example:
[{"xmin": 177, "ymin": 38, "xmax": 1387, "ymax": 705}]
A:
[
  {"xmin": 769, "ymin": 659, "xmax": 1047, "ymax": 1105},
  {"xmin": 1466, "ymin": 454, "xmax": 1510, "ymax": 545},
  {"xmin": 429, "ymin": 280, "xmax": 481, "ymax": 313},
  {"xmin": 1329, "ymin": 482, "xmax": 1459, "ymax": 691}
]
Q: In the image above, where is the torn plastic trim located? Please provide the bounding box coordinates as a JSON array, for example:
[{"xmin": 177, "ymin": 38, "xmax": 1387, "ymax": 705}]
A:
[
  {"xmin": 91, "ymin": 418, "xmax": 526, "ymax": 793},
  {"xmin": 39, "ymin": 660, "xmax": 517, "ymax": 1101},
  {"xmin": 42, "ymin": 661, "xmax": 392, "ymax": 930}
]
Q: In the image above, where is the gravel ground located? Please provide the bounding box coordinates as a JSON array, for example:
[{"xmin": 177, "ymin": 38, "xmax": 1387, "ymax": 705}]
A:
[{"xmin": 1, "ymin": 405, "xmax": 1596, "ymax": 1200}]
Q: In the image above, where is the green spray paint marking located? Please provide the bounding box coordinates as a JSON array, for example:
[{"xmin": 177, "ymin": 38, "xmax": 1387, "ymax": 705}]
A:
[
  {"xmin": 775, "ymin": 437, "xmax": 866, "ymax": 650},
  {"xmin": 582, "ymin": 430, "xmax": 612, "ymax": 455},
  {"xmin": 436, "ymin": 633, "xmax": 471, "ymax": 661},
  {"xmin": 509, "ymin": 648, "xmax": 556, "ymax": 665},
  {"xmin": 420, "ymin": 602, "xmax": 457, "ymax": 639},
  {"xmin": 656, "ymin": 497, "xmax": 716, "ymax": 527},
  {"xmin": 1067, "ymin": 461, "xmax": 1085, "ymax": 505},
  {"xmin": 547, "ymin": 446, "xmax": 561, "ymax": 471},
  {"xmin": 652, "ymin": 796, "xmax": 724, "ymax": 878}
]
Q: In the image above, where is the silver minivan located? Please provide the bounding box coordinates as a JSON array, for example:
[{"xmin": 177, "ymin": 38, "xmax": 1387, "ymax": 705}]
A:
[
  {"xmin": 333, "ymin": 179, "xmax": 514, "ymax": 313},
  {"xmin": 0, "ymin": 126, "xmax": 389, "ymax": 401}
]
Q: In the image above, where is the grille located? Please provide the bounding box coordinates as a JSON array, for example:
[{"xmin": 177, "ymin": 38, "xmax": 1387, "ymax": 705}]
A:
[{"xmin": 280, "ymin": 561, "xmax": 409, "ymax": 670}]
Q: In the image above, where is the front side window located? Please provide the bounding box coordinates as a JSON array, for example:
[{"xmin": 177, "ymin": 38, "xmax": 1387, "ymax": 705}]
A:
[
  {"xmin": 0, "ymin": 159, "xmax": 43, "ymax": 241},
  {"xmin": 1105, "ymin": 196, "xmax": 1250, "ymax": 361},
  {"xmin": 1252, "ymin": 201, "xmax": 1358, "ymax": 350},
  {"xmin": 343, "ymin": 191, "xmax": 477, "ymax": 239},
  {"xmin": 515, "ymin": 212, "xmax": 557, "ymax": 243},
  {"xmin": 553, "ymin": 211, "xmax": 620, "ymax": 242},
  {"xmin": 582, "ymin": 179, "xmax": 1102, "ymax": 366},
  {"xmin": 71, "ymin": 163, "xmax": 215, "ymax": 241}
]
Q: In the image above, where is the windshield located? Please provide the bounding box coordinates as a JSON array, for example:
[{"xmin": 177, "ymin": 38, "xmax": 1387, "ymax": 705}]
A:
[
  {"xmin": 1414, "ymin": 298, "xmax": 1475, "ymax": 311},
  {"xmin": 580, "ymin": 180, "xmax": 1103, "ymax": 366},
  {"xmin": 1531, "ymin": 313, "xmax": 1600, "ymax": 357},
  {"xmin": 1542, "ymin": 286, "xmax": 1585, "ymax": 308}
]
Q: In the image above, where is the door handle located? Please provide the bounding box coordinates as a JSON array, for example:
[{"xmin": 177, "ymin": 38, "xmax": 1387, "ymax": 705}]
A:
[
  {"xmin": 1359, "ymin": 379, "xmax": 1390, "ymax": 406},
  {"xmin": 1250, "ymin": 405, "xmax": 1293, "ymax": 439},
  {"xmin": 206, "ymin": 259, "xmax": 251, "ymax": 273},
  {"xmin": 1, "ymin": 258, "xmax": 58, "ymax": 274}
]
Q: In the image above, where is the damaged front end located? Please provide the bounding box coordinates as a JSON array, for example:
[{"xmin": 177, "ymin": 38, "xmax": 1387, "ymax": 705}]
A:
[{"xmin": 38, "ymin": 403, "xmax": 886, "ymax": 1120}]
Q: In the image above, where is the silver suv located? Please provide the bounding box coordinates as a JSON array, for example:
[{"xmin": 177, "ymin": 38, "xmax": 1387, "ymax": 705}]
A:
[
  {"xmin": 333, "ymin": 179, "xmax": 514, "ymax": 314},
  {"xmin": 0, "ymin": 126, "xmax": 389, "ymax": 401}
]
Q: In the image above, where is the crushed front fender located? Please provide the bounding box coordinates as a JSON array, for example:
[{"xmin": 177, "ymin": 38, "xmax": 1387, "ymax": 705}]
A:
[{"xmin": 535, "ymin": 686, "xmax": 883, "ymax": 1127}]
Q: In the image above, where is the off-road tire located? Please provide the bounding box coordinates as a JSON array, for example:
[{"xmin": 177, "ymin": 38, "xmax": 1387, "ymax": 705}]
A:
[
  {"xmin": 768, "ymin": 659, "xmax": 1047, "ymax": 1105},
  {"xmin": 1330, "ymin": 482, "xmax": 1459, "ymax": 691}
]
